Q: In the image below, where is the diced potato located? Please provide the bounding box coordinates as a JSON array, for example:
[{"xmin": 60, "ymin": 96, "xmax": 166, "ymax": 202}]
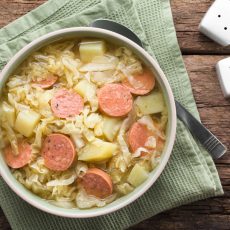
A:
[
  {"xmin": 1, "ymin": 102, "xmax": 15, "ymax": 126},
  {"xmin": 15, "ymin": 110, "xmax": 41, "ymax": 137},
  {"xmin": 111, "ymin": 169, "xmax": 123, "ymax": 184},
  {"xmin": 135, "ymin": 91, "xmax": 165, "ymax": 115},
  {"xmin": 91, "ymin": 71, "xmax": 114, "ymax": 86},
  {"xmin": 127, "ymin": 164, "xmax": 149, "ymax": 187},
  {"xmin": 84, "ymin": 113, "xmax": 101, "ymax": 129},
  {"xmin": 38, "ymin": 90, "xmax": 53, "ymax": 108},
  {"xmin": 79, "ymin": 40, "xmax": 106, "ymax": 63},
  {"xmin": 78, "ymin": 139, "xmax": 117, "ymax": 162},
  {"xmin": 74, "ymin": 79, "xmax": 96, "ymax": 99},
  {"xmin": 103, "ymin": 116, "xmax": 122, "ymax": 141},
  {"xmin": 116, "ymin": 183, "xmax": 134, "ymax": 195}
]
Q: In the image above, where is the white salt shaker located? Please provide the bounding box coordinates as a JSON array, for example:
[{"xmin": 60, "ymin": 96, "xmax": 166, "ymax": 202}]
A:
[
  {"xmin": 216, "ymin": 57, "xmax": 230, "ymax": 98},
  {"xmin": 199, "ymin": 0, "xmax": 230, "ymax": 46}
]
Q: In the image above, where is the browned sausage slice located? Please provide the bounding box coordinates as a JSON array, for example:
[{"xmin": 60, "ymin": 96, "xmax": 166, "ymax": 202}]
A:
[
  {"xmin": 122, "ymin": 69, "xmax": 155, "ymax": 95},
  {"xmin": 41, "ymin": 133, "xmax": 76, "ymax": 171},
  {"xmin": 51, "ymin": 89, "xmax": 84, "ymax": 118},
  {"xmin": 97, "ymin": 84, "xmax": 133, "ymax": 117},
  {"xmin": 4, "ymin": 141, "xmax": 32, "ymax": 169},
  {"xmin": 128, "ymin": 122, "xmax": 153, "ymax": 153},
  {"xmin": 33, "ymin": 74, "xmax": 58, "ymax": 89},
  {"xmin": 81, "ymin": 168, "xmax": 113, "ymax": 199}
]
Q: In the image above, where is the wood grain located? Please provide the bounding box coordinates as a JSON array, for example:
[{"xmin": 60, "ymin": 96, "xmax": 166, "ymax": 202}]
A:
[
  {"xmin": 171, "ymin": 0, "xmax": 230, "ymax": 54},
  {"xmin": 184, "ymin": 55, "xmax": 230, "ymax": 164},
  {"xmin": 0, "ymin": 0, "xmax": 230, "ymax": 230}
]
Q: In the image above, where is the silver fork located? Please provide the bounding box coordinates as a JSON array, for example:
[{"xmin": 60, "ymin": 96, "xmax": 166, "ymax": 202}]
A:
[{"xmin": 91, "ymin": 19, "xmax": 227, "ymax": 160}]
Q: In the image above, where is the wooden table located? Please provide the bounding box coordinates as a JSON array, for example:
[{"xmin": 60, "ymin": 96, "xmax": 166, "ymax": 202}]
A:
[{"xmin": 0, "ymin": 1, "xmax": 229, "ymax": 229}]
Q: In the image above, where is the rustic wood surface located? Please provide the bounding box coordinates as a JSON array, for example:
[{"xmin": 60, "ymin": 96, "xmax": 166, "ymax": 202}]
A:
[{"xmin": 0, "ymin": 0, "xmax": 229, "ymax": 229}]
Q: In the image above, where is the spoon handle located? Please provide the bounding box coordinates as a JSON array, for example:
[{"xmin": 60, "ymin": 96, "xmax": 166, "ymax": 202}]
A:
[{"xmin": 175, "ymin": 101, "xmax": 226, "ymax": 159}]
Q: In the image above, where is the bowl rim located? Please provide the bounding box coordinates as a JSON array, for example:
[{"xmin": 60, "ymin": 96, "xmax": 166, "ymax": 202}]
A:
[{"xmin": 0, "ymin": 27, "xmax": 176, "ymax": 218}]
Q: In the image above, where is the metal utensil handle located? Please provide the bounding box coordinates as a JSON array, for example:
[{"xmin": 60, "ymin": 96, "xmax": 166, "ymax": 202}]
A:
[
  {"xmin": 90, "ymin": 19, "xmax": 143, "ymax": 47},
  {"xmin": 175, "ymin": 101, "xmax": 226, "ymax": 159}
]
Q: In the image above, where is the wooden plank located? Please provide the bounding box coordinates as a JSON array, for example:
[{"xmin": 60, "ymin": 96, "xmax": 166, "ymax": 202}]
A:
[
  {"xmin": 184, "ymin": 55, "xmax": 230, "ymax": 164},
  {"xmin": 133, "ymin": 213, "xmax": 230, "ymax": 230},
  {"xmin": 0, "ymin": 0, "xmax": 45, "ymax": 28},
  {"xmin": 171, "ymin": 0, "xmax": 230, "ymax": 54}
]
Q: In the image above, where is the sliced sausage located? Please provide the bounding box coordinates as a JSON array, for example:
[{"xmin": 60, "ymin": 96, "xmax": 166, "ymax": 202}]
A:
[
  {"xmin": 128, "ymin": 121, "xmax": 165, "ymax": 154},
  {"xmin": 4, "ymin": 141, "xmax": 31, "ymax": 169},
  {"xmin": 128, "ymin": 122, "xmax": 154, "ymax": 153},
  {"xmin": 97, "ymin": 83, "xmax": 133, "ymax": 117},
  {"xmin": 51, "ymin": 89, "xmax": 84, "ymax": 118},
  {"xmin": 41, "ymin": 133, "xmax": 76, "ymax": 171},
  {"xmin": 33, "ymin": 74, "xmax": 58, "ymax": 89},
  {"xmin": 122, "ymin": 69, "xmax": 155, "ymax": 95},
  {"xmin": 82, "ymin": 168, "xmax": 113, "ymax": 199}
]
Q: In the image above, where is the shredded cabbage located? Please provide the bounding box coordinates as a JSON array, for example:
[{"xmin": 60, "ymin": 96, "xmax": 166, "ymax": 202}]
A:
[
  {"xmin": 76, "ymin": 189, "xmax": 116, "ymax": 209},
  {"xmin": 116, "ymin": 110, "xmax": 136, "ymax": 172},
  {"xmin": 94, "ymin": 121, "xmax": 104, "ymax": 137},
  {"xmin": 1, "ymin": 122, "xmax": 19, "ymax": 155},
  {"xmin": 46, "ymin": 175, "xmax": 76, "ymax": 187},
  {"xmin": 79, "ymin": 55, "xmax": 118, "ymax": 72},
  {"xmin": 144, "ymin": 136, "xmax": 156, "ymax": 149},
  {"xmin": 82, "ymin": 78, "xmax": 98, "ymax": 112},
  {"xmin": 83, "ymin": 127, "xmax": 95, "ymax": 142},
  {"xmin": 80, "ymin": 63, "xmax": 116, "ymax": 72},
  {"xmin": 132, "ymin": 147, "xmax": 149, "ymax": 158},
  {"xmin": 91, "ymin": 71, "xmax": 117, "ymax": 86},
  {"xmin": 84, "ymin": 113, "xmax": 102, "ymax": 129},
  {"xmin": 75, "ymin": 162, "xmax": 88, "ymax": 178},
  {"xmin": 115, "ymin": 47, "xmax": 143, "ymax": 78},
  {"xmin": 61, "ymin": 55, "xmax": 80, "ymax": 87},
  {"xmin": 138, "ymin": 115, "xmax": 155, "ymax": 131},
  {"xmin": 151, "ymin": 151, "xmax": 160, "ymax": 169},
  {"xmin": 12, "ymin": 159, "xmax": 78, "ymax": 202},
  {"xmin": 30, "ymin": 157, "xmax": 49, "ymax": 174},
  {"xmin": 7, "ymin": 75, "xmax": 28, "ymax": 88},
  {"xmin": 70, "ymin": 133, "xmax": 85, "ymax": 150},
  {"xmin": 116, "ymin": 183, "xmax": 134, "ymax": 195},
  {"xmin": 49, "ymin": 200, "xmax": 76, "ymax": 209}
]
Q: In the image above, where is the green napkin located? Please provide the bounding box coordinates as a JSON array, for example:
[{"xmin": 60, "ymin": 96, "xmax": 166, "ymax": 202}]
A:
[{"xmin": 0, "ymin": 0, "xmax": 223, "ymax": 229}]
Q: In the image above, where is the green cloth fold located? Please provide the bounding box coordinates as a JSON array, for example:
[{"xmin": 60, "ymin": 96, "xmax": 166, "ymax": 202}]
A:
[{"xmin": 0, "ymin": 0, "xmax": 223, "ymax": 229}]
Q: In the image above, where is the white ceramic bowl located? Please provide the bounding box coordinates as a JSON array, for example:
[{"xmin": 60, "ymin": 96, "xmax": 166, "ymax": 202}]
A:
[{"xmin": 0, "ymin": 27, "xmax": 176, "ymax": 218}]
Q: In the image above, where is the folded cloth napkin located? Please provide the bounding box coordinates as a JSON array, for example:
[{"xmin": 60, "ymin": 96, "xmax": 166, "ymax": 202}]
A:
[{"xmin": 0, "ymin": 0, "xmax": 223, "ymax": 229}]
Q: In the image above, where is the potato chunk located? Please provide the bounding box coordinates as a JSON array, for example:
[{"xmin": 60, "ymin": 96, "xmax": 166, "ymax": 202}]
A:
[
  {"xmin": 74, "ymin": 79, "xmax": 96, "ymax": 99},
  {"xmin": 1, "ymin": 102, "xmax": 15, "ymax": 126},
  {"xmin": 15, "ymin": 110, "xmax": 41, "ymax": 137},
  {"xmin": 103, "ymin": 116, "xmax": 122, "ymax": 141},
  {"xmin": 78, "ymin": 139, "xmax": 117, "ymax": 162},
  {"xmin": 135, "ymin": 91, "xmax": 165, "ymax": 115},
  {"xmin": 79, "ymin": 40, "xmax": 106, "ymax": 63},
  {"xmin": 127, "ymin": 164, "xmax": 149, "ymax": 187},
  {"xmin": 38, "ymin": 90, "xmax": 53, "ymax": 108}
]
